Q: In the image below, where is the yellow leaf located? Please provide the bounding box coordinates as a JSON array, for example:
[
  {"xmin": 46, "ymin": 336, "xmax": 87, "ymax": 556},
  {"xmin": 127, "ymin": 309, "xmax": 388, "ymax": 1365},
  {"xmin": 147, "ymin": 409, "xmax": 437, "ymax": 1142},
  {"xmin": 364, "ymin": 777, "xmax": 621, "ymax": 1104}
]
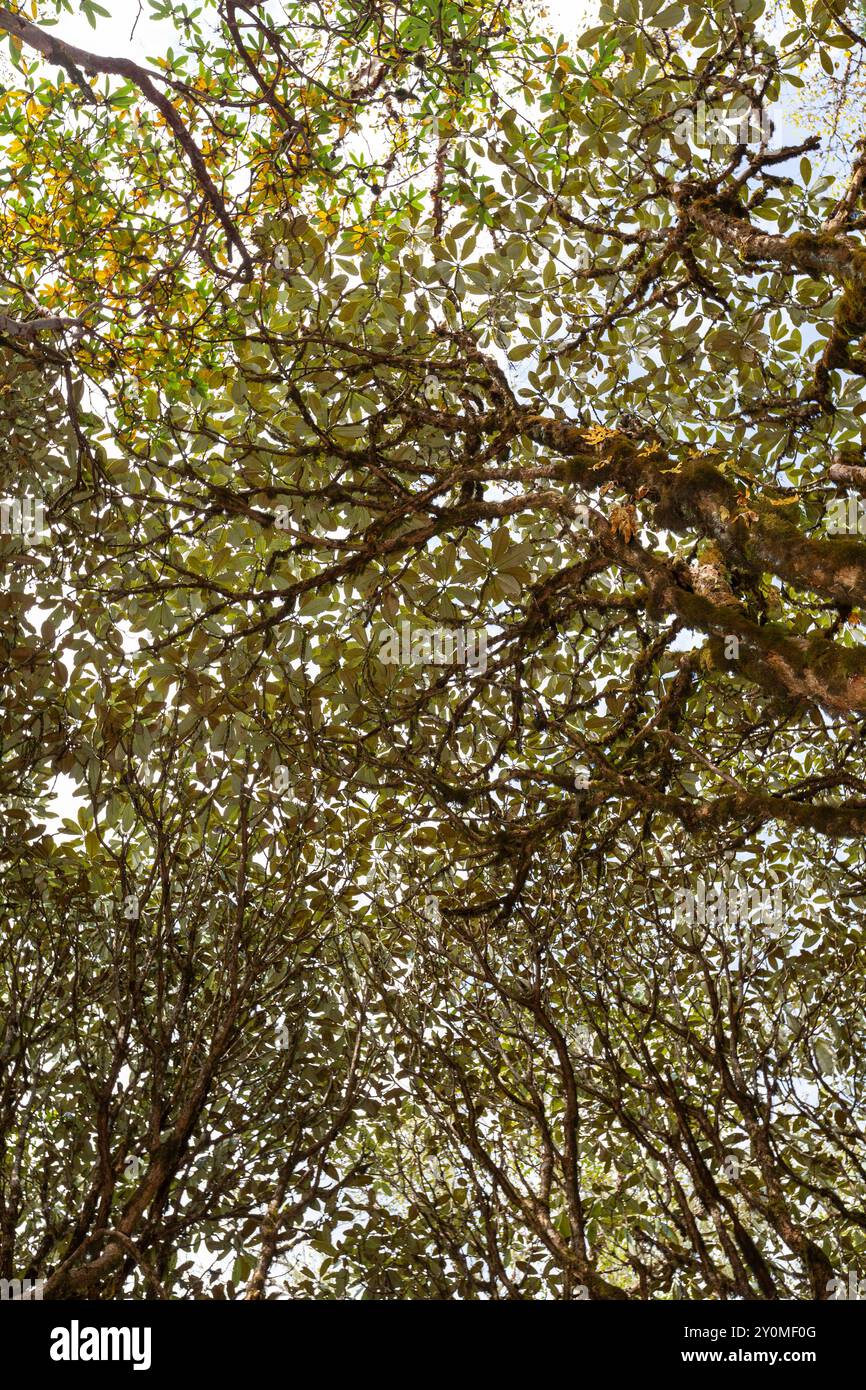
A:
[{"xmin": 610, "ymin": 504, "xmax": 638, "ymax": 543}]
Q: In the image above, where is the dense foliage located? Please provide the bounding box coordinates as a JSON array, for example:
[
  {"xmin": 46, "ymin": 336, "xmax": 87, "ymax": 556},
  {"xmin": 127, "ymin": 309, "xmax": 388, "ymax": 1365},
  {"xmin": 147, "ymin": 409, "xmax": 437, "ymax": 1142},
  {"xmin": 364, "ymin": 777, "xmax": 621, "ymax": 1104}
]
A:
[{"xmin": 1, "ymin": 0, "xmax": 866, "ymax": 1299}]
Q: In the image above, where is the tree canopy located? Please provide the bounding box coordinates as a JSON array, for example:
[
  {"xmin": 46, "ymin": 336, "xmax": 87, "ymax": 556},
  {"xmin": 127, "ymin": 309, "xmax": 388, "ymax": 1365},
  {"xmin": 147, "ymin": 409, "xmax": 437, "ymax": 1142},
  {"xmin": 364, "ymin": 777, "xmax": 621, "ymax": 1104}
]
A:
[{"xmin": 1, "ymin": 0, "xmax": 866, "ymax": 1300}]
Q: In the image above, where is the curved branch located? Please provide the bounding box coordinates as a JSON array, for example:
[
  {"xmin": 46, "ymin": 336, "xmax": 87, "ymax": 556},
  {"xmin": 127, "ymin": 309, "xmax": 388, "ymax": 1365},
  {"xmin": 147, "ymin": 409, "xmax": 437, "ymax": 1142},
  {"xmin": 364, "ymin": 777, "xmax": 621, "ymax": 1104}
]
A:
[{"xmin": 0, "ymin": 7, "xmax": 253, "ymax": 278}]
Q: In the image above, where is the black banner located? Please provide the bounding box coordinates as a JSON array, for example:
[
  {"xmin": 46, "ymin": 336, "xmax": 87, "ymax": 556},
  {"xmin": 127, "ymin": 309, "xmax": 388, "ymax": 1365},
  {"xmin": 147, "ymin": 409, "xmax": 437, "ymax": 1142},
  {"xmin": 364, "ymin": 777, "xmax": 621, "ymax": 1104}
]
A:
[{"xmin": 1, "ymin": 1297, "xmax": 860, "ymax": 1378}]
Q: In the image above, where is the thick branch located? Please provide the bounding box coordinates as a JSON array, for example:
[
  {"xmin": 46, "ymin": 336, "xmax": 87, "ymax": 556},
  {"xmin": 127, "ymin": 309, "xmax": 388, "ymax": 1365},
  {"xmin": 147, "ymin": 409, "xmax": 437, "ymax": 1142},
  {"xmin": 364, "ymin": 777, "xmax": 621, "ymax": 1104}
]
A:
[
  {"xmin": 0, "ymin": 313, "xmax": 83, "ymax": 338},
  {"xmin": 519, "ymin": 415, "xmax": 866, "ymax": 610}
]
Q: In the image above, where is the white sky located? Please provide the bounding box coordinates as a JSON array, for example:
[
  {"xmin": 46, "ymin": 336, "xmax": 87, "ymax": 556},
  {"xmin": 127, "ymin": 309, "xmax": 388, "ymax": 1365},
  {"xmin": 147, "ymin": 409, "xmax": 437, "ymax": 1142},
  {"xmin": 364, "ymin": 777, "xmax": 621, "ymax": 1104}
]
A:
[
  {"xmin": 56, "ymin": 0, "xmax": 177, "ymax": 60},
  {"xmin": 33, "ymin": 0, "xmax": 598, "ymax": 63}
]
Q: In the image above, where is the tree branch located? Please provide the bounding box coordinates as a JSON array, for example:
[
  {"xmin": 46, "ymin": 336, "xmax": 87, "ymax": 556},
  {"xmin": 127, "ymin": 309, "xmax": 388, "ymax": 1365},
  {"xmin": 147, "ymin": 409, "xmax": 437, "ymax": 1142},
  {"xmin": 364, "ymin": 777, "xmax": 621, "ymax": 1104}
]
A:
[{"xmin": 0, "ymin": 7, "xmax": 253, "ymax": 278}]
